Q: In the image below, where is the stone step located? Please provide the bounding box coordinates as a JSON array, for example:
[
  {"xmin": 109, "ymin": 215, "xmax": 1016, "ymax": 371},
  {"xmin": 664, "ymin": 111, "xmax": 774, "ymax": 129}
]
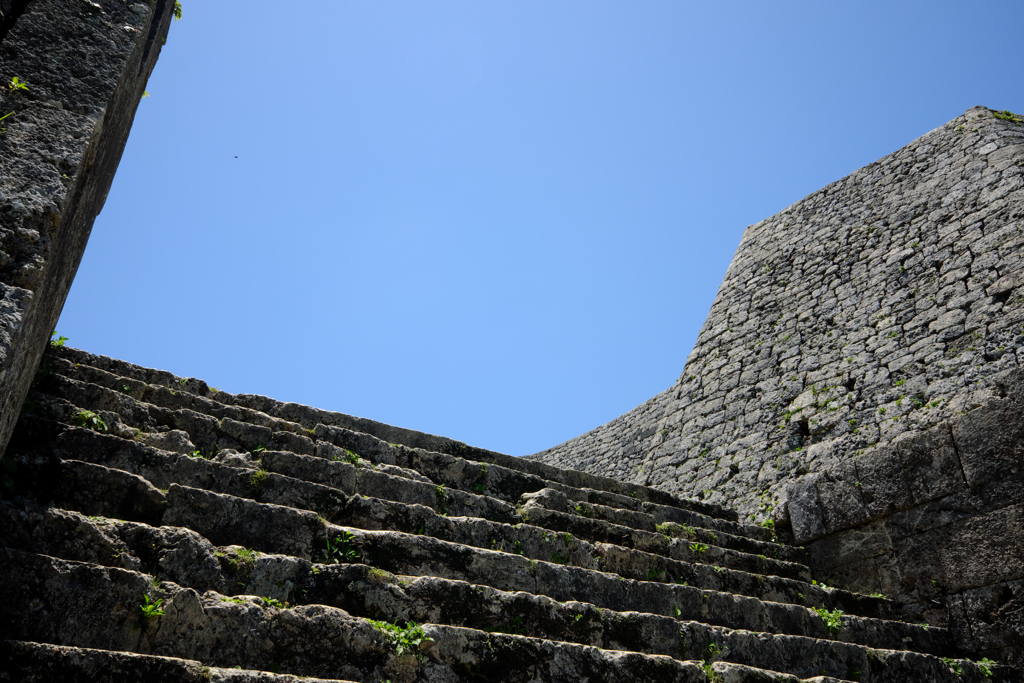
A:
[
  {"xmin": 0, "ymin": 640, "xmax": 357, "ymax": 683},
  {"xmin": 3, "ymin": 547, "xmax": 816, "ymax": 683},
  {"xmin": 34, "ymin": 371, "xmax": 755, "ymax": 536},
  {"xmin": 42, "ymin": 363, "xmax": 757, "ymax": 546},
  {"xmin": 0, "ymin": 442, "xmax": 942, "ymax": 655},
  {"xmin": 7, "ymin": 418, "xmax": 868, "ymax": 616},
  {"xmin": 519, "ymin": 487, "xmax": 805, "ymax": 565},
  {"xmin": 0, "ymin": 501, "xmax": 978, "ymax": 683},
  {"xmin": 159, "ymin": 482, "xmax": 942, "ymax": 654},
  {"xmin": 517, "ymin": 502, "xmax": 807, "ymax": 566},
  {"xmin": 311, "ymin": 419, "xmax": 771, "ymax": 542},
  {"xmin": 0, "ymin": 542, "xmax": 1000, "ymax": 683},
  {"xmin": 7, "ymin": 444, "xmax": 855, "ymax": 622},
  {"xmin": 255, "ymin": 448, "xmax": 808, "ymax": 581},
  {"xmin": 13, "ymin": 399, "xmax": 804, "ymax": 582},
  {"xmin": 50, "ymin": 347, "xmax": 745, "ymax": 526}
]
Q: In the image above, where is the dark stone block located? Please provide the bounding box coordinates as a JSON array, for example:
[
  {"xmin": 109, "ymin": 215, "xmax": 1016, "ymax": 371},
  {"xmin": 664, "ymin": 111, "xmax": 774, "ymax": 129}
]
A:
[
  {"xmin": 896, "ymin": 423, "xmax": 967, "ymax": 505},
  {"xmin": 961, "ymin": 579, "xmax": 1024, "ymax": 652},
  {"xmin": 809, "ymin": 518, "xmax": 892, "ymax": 572},
  {"xmin": 786, "ymin": 473, "xmax": 826, "ymax": 544},
  {"xmin": 855, "ymin": 443, "xmax": 913, "ymax": 518},
  {"xmin": 952, "ymin": 397, "xmax": 1024, "ymax": 489},
  {"xmin": 817, "ymin": 461, "xmax": 870, "ymax": 534}
]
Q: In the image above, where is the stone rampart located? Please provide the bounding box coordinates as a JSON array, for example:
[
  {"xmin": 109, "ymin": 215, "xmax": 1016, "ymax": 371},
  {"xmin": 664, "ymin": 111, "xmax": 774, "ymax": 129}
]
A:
[
  {"xmin": 0, "ymin": 0, "xmax": 173, "ymax": 459},
  {"xmin": 529, "ymin": 105, "xmax": 1024, "ymax": 520}
]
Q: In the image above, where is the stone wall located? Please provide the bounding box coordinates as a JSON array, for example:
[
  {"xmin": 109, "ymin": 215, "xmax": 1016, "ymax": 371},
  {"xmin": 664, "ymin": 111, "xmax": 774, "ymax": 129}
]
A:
[
  {"xmin": 0, "ymin": 0, "xmax": 174, "ymax": 459},
  {"xmin": 529, "ymin": 105, "xmax": 1024, "ymax": 519},
  {"xmin": 786, "ymin": 365, "xmax": 1024, "ymax": 668}
]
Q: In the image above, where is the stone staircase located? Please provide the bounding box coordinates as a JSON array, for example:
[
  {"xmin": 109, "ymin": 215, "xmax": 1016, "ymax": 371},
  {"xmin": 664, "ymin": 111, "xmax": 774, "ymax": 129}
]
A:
[{"xmin": 1, "ymin": 346, "xmax": 1016, "ymax": 682}]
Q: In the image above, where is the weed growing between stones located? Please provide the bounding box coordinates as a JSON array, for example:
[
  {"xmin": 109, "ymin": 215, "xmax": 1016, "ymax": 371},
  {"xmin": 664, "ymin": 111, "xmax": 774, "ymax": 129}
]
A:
[
  {"xmin": 368, "ymin": 620, "xmax": 433, "ymax": 659},
  {"xmin": 813, "ymin": 607, "xmax": 844, "ymax": 634},
  {"xmin": 259, "ymin": 596, "xmax": 286, "ymax": 610},
  {"xmin": 249, "ymin": 468, "xmax": 269, "ymax": 490},
  {"xmin": 342, "ymin": 449, "xmax": 360, "ymax": 466},
  {"xmin": 321, "ymin": 531, "xmax": 359, "ymax": 564},
  {"xmin": 435, "ymin": 485, "xmax": 450, "ymax": 515},
  {"xmin": 135, "ymin": 594, "xmax": 164, "ymax": 630},
  {"xmin": 993, "ymin": 109, "xmax": 1023, "ymax": 124},
  {"xmin": 73, "ymin": 410, "xmax": 108, "ymax": 433},
  {"xmin": 473, "ymin": 464, "xmax": 488, "ymax": 494},
  {"xmin": 977, "ymin": 658, "xmax": 997, "ymax": 677},
  {"xmin": 942, "ymin": 657, "xmax": 963, "ymax": 676}
]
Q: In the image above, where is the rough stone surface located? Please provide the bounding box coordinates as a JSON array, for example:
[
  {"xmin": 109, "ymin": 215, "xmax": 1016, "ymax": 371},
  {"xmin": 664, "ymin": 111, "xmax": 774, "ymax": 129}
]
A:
[
  {"xmin": 785, "ymin": 367, "xmax": 1024, "ymax": 667},
  {"xmin": 2, "ymin": 9, "xmax": 1023, "ymax": 677},
  {"xmin": 6, "ymin": 345, "xmax": 1016, "ymax": 682},
  {"xmin": 529, "ymin": 106, "xmax": 1024, "ymax": 519},
  {"xmin": 0, "ymin": 0, "xmax": 174, "ymax": 460}
]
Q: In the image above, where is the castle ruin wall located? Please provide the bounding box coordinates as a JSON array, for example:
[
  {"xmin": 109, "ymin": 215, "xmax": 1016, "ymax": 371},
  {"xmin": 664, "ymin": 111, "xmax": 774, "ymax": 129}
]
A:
[
  {"xmin": 0, "ymin": 0, "xmax": 174, "ymax": 459},
  {"xmin": 529, "ymin": 105, "xmax": 1024, "ymax": 521}
]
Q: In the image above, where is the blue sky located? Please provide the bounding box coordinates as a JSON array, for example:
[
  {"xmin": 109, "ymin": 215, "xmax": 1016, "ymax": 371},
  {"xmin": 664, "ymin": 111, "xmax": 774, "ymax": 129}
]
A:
[{"xmin": 58, "ymin": 1, "xmax": 1024, "ymax": 456}]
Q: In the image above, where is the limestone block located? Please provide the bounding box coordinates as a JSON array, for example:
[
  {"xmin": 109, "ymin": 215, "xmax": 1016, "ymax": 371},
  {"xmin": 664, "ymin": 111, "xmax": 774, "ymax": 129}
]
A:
[
  {"xmin": 955, "ymin": 578, "xmax": 1024, "ymax": 669},
  {"xmin": 807, "ymin": 518, "xmax": 893, "ymax": 572},
  {"xmin": 786, "ymin": 474, "xmax": 826, "ymax": 544},
  {"xmin": 895, "ymin": 423, "xmax": 966, "ymax": 505},
  {"xmin": 952, "ymin": 396, "xmax": 1024, "ymax": 488}
]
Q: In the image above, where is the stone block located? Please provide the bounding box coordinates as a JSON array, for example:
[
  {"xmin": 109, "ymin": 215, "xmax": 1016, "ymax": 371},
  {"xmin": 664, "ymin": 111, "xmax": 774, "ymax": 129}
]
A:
[
  {"xmin": 855, "ymin": 444, "xmax": 913, "ymax": 518},
  {"xmin": 952, "ymin": 397, "xmax": 1024, "ymax": 488},
  {"xmin": 959, "ymin": 578, "xmax": 1024, "ymax": 652},
  {"xmin": 818, "ymin": 462, "xmax": 871, "ymax": 534},
  {"xmin": 807, "ymin": 518, "xmax": 893, "ymax": 572},
  {"xmin": 895, "ymin": 422, "xmax": 967, "ymax": 505},
  {"xmin": 885, "ymin": 491, "xmax": 980, "ymax": 541},
  {"xmin": 786, "ymin": 473, "xmax": 826, "ymax": 544},
  {"xmin": 896, "ymin": 504, "xmax": 1024, "ymax": 595}
]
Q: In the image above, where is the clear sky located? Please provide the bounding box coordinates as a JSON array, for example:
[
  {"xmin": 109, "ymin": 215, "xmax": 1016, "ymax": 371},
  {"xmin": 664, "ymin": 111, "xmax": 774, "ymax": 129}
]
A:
[{"xmin": 57, "ymin": 1, "xmax": 1024, "ymax": 456}]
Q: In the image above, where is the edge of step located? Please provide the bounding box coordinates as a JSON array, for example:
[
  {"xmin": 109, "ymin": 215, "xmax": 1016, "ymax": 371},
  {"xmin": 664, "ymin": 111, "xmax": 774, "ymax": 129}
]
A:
[{"xmin": 50, "ymin": 346, "xmax": 739, "ymax": 522}]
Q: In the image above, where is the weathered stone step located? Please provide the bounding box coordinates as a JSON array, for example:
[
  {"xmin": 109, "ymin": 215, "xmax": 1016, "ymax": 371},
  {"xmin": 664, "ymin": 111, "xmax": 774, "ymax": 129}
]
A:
[
  {"xmin": 31, "ymin": 372, "xmax": 761, "ymax": 545},
  {"xmin": 0, "ymin": 483, "xmax": 876, "ymax": 638},
  {"xmin": 12, "ymin": 405, "xmax": 805, "ymax": 589},
  {"xmin": 0, "ymin": 505, "xmax": 960, "ymax": 683},
  {"xmin": 0, "ymin": 503, "xmax": 1005, "ymax": 683},
  {"xmin": 519, "ymin": 487, "xmax": 790, "ymax": 558},
  {"xmin": 708, "ymin": 663, "xmax": 852, "ymax": 683},
  {"xmin": 312, "ymin": 420, "xmax": 771, "ymax": 542},
  {"xmin": 518, "ymin": 502, "xmax": 807, "ymax": 566},
  {"xmin": 7, "ymin": 419, "xmax": 860, "ymax": 615},
  {"xmin": 46, "ymin": 355, "xmax": 310, "ymax": 439},
  {"xmin": 51, "ymin": 346, "xmax": 742, "ymax": 524},
  {"xmin": 2, "ymin": 642, "xmax": 860, "ymax": 683},
  {"xmin": 8, "ymin": 445, "xmax": 847, "ymax": 624},
  {"xmin": 1, "ymin": 640, "xmax": 356, "ymax": 683},
  {"xmin": 10, "ymin": 447, "xmax": 934, "ymax": 656},
  {"xmin": 156, "ymin": 483, "xmax": 944, "ymax": 653},
  {"xmin": 17, "ymin": 396, "xmax": 519, "ymax": 524},
  {"xmin": 255, "ymin": 448, "xmax": 808, "ymax": 582},
  {"xmin": 2, "ymin": 547, "xmax": 789, "ymax": 683}
]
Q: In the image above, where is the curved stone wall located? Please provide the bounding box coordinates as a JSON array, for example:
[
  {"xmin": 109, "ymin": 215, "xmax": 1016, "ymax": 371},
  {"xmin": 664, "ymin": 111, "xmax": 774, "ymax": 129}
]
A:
[{"xmin": 529, "ymin": 105, "xmax": 1024, "ymax": 518}]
